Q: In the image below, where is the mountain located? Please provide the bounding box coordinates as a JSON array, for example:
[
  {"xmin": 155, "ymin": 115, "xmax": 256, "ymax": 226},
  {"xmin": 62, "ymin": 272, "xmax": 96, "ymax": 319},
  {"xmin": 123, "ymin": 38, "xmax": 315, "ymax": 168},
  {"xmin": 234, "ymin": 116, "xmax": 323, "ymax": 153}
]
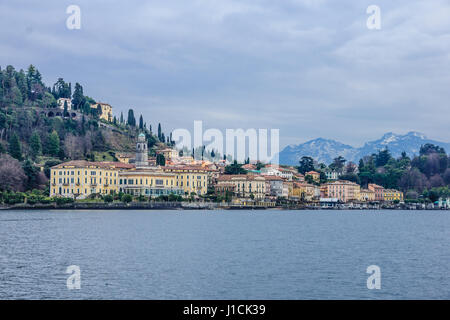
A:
[{"xmin": 279, "ymin": 132, "xmax": 450, "ymax": 165}]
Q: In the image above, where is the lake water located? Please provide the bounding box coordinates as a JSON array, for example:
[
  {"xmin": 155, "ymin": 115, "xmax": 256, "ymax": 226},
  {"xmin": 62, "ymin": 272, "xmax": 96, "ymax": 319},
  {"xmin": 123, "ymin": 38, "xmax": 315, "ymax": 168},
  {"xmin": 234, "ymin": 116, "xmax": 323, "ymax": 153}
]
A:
[{"xmin": 0, "ymin": 209, "xmax": 448, "ymax": 299}]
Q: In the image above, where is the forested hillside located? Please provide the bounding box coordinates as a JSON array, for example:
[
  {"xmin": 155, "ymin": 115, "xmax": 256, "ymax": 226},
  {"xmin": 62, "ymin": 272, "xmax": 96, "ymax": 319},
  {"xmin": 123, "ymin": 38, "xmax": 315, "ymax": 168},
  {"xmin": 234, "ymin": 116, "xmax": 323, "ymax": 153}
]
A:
[{"xmin": 0, "ymin": 64, "xmax": 171, "ymax": 196}]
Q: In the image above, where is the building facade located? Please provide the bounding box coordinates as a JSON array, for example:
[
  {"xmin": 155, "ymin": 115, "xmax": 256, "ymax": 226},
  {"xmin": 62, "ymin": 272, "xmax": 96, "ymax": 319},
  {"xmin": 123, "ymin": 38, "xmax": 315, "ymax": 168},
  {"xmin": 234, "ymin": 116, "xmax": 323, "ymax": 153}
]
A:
[
  {"xmin": 163, "ymin": 165, "xmax": 209, "ymax": 196},
  {"xmin": 323, "ymin": 180, "xmax": 361, "ymax": 203},
  {"xmin": 368, "ymin": 183, "xmax": 385, "ymax": 201},
  {"xmin": 90, "ymin": 102, "xmax": 113, "ymax": 122},
  {"xmin": 118, "ymin": 168, "xmax": 183, "ymax": 197},
  {"xmin": 50, "ymin": 160, "xmax": 133, "ymax": 199},
  {"xmin": 216, "ymin": 175, "xmax": 266, "ymax": 200}
]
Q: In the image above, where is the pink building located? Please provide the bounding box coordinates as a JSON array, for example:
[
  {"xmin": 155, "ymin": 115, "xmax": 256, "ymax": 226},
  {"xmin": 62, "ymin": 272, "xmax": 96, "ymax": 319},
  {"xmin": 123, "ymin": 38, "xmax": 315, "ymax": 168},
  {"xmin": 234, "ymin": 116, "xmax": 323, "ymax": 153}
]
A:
[
  {"xmin": 368, "ymin": 183, "xmax": 384, "ymax": 201},
  {"xmin": 324, "ymin": 180, "xmax": 360, "ymax": 203}
]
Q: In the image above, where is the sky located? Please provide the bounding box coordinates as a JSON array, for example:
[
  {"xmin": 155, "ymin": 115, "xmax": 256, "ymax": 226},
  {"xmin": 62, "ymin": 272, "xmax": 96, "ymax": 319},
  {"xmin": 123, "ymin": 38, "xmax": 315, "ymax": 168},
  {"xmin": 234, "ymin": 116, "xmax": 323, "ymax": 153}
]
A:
[{"xmin": 1, "ymin": 0, "xmax": 449, "ymax": 149}]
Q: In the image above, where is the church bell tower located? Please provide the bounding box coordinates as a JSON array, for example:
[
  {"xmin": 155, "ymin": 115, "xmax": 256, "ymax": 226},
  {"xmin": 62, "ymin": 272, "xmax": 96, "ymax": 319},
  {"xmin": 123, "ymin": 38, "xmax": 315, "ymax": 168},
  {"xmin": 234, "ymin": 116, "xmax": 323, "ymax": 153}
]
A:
[{"xmin": 135, "ymin": 133, "xmax": 148, "ymax": 168}]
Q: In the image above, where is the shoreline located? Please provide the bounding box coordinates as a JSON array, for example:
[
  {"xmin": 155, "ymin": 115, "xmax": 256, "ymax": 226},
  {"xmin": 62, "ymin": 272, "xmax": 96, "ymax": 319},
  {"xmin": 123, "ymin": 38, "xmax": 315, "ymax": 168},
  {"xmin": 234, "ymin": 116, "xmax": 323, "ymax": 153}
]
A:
[{"xmin": 0, "ymin": 202, "xmax": 448, "ymax": 211}]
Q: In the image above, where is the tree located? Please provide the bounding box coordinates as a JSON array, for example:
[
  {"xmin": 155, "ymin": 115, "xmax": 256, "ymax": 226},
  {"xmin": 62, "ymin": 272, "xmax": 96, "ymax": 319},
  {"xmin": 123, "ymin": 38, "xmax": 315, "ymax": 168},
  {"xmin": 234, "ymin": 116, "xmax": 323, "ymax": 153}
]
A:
[
  {"xmin": 298, "ymin": 156, "xmax": 314, "ymax": 174},
  {"xmin": 139, "ymin": 115, "xmax": 144, "ymax": 130},
  {"xmin": 420, "ymin": 143, "xmax": 446, "ymax": 156},
  {"xmin": 375, "ymin": 149, "xmax": 391, "ymax": 167},
  {"xmin": 127, "ymin": 109, "xmax": 136, "ymax": 126},
  {"xmin": 63, "ymin": 101, "xmax": 69, "ymax": 117},
  {"xmin": 72, "ymin": 83, "xmax": 85, "ymax": 110},
  {"xmin": 22, "ymin": 159, "xmax": 39, "ymax": 190},
  {"xmin": 329, "ymin": 156, "xmax": 346, "ymax": 172},
  {"xmin": 30, "ymin": 131, "xmax": 42, "ymax": 159},
  {"xmin": 158, "ymin": 123, "xmax": 162, "ymax": 141},
  {"xmin": 48, "ymin": 130, "xmax": 60, "ymax": 157},
  {"xmin": 0, "ymin": 154, "xmax": 26, "ymax": 191},
  {"xmin": 122, "ymin": 194, "xmax": 132, "ymax": 203},
  {"xmin": 225, "ymin": 160, "xmax": 247, "ymax": 174},
  {"xmin": 156, "ymin": 154, "xmax": 166, "ymax": 166},
  {"xmin": 96, "ymin": 104, "xmax": 102, "ymax": 119},
  {"xmin": 8, "ymin": 133, "xmax": 22, "ymax": 160}
]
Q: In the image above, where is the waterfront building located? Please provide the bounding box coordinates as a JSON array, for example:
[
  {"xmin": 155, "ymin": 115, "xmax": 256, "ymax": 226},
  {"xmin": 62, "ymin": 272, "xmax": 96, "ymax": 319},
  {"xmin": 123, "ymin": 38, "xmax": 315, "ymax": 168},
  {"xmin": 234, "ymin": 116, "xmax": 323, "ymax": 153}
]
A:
[
  {"xmin": 216, "ymin": 175, "xmax": 266, "ymax": 200},
  {"xmin": 359, "ymin": 189, "xmax": 376, "ymax": 202},
  {"xmin": 323, "ymin": 180, "xmax": 361, "ymax": 203},
  {"xmin": 383, "ymin": 189, "xmax": 404, "ymax": 202},
  {"xmin": 291, "ymin": 182, "xmax": 317, "ymax": 201},
  {"xmin": 118, "ymin": 168, "xmax": 183, "ymax": 197},
  {"xmin": 368, "ymin": 183, "xmax": 385, "ymax": 201},
  {"xmin": 163, "ymin": 165, "xmax": 209, "ymax": 196},
  {"xmin": 50, "ymin": 160, "xmax": 133, "ymax": 199},
  {"xmin": 262, "ymin": 175, "xmax": 285, "ymax": 198}
]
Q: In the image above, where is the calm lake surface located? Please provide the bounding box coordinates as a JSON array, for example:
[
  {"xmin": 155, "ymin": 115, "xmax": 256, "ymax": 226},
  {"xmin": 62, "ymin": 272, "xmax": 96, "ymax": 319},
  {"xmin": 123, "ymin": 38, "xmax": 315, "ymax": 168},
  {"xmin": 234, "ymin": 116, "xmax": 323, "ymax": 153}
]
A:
[{"xmin": 0, "ymin": 209, "xmax": 448, "ymax": 299}]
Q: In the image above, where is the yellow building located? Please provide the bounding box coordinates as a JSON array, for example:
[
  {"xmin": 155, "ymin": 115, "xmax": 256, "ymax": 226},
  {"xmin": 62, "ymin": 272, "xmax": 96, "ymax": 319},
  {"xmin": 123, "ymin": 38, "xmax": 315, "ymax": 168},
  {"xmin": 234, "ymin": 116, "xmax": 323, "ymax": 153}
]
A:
[
  {"xmin": 216, "ymin": 174, "xmax": 266, "ymax": 200},
  {"xmin": 157, "ymin": 148, "xmax": 178, "ymax": 163},
  {"xmin": 305, "ymin": 171, "xmax": 320, "ymax": 182},
  {"xmin": 118, "ymin": 168, "xmax": 183, "ymax": 197},
  {"xmin": 50, "ymin": 160, "xmax": 133, "ymax": 199},
  {"xmin": 359, "ymin": 189, "xmax": 375, "ymax": 202},
  {"xmin": 91, "ymin": 102, "xmax": 113, "ymax": 122},
  {"xmin": 163, "ymin": 165, "xmax": 209, "ymax": 196},
  {"xmin": 292, "ymin": 182, "xmax": 317, "ymax": 201},
  {"xmin": 383, "ymin": 189, "xmax": 404, "ymax": 202},
  {"xmin": 116, "ymin": 152, "xmax": 134, "ymax": 164}
]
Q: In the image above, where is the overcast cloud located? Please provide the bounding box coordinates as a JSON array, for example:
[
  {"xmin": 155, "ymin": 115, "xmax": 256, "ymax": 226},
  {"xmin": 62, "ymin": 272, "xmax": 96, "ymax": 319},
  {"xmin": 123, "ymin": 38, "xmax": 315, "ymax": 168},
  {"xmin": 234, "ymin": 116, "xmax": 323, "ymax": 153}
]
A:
[{"xmin": 1, "ymin": 0, "xmax": 449, "ymax": 148}]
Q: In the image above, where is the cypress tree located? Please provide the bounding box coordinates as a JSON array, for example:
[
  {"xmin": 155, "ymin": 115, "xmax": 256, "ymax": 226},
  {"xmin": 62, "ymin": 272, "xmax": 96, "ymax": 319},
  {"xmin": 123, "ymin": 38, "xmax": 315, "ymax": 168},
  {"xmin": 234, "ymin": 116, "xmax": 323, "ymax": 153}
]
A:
[
  {"xmin": 157, "ymin": 123, "xmax": 162, "ymax": 141},
  {"xmin": 48, "ymin": 130, "xmax": 60, "ymax": 157},
  {"xmin": 30, "ymin": 131, "xmax": 42, "ymax": 159},
  {"xmin": 127, "ymin": 109, "xmax": 136, "ymax": 126},
  {"xmin": 139, "ymin": 115, "xmax": 144, "ymax": 130},
  {"xmin": 8, "ymin": 133, "xmax": 22, "ymax": 160}
]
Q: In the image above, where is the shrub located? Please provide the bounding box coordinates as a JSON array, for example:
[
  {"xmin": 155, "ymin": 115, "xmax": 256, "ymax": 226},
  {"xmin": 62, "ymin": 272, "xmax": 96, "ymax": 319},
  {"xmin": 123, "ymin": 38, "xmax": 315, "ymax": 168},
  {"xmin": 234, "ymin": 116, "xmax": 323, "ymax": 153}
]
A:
[{"xmin": 122, "ymin": 194, "xmax": 132, "ymax": 203}]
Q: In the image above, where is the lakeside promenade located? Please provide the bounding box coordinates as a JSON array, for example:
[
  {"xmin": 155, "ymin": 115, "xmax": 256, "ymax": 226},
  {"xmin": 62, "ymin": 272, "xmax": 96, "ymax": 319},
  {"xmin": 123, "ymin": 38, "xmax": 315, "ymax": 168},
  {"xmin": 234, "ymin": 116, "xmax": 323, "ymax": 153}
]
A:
[{"xmin": 1, "ymin": 201, "xmax": 448, "ymax": 211}]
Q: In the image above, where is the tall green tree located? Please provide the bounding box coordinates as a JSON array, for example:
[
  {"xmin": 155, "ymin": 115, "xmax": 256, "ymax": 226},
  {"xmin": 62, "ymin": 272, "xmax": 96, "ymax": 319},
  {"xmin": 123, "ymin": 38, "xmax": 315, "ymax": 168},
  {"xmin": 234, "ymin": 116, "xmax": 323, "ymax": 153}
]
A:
[
  {"xmin": 48, "ymin": 130, "xmax": 60, "ymax": 157},
  {"xmin": 30, "ymin": 131, "xmax": 42, "ymax": 159},
  {"xmin": 8, "ymin": 133, "xmax": 22, "ymax": 160},
  {"xmin": 157, "ymin": 123, "xmax": 162, "ymax": 141},
  {"xmin": 72, "ymin": 83, "xmax": 84, "ymax": 110},
  {"xmin": 127, "ymin": 109, "xmax": 136, "ymax": 126},
  {"xmin": 139, "ymin": 115, "xmax": 144, "ymax": 130},
  {"xmin": 298, "ymin": 156, "xmax": 314, "ymax": 174}
]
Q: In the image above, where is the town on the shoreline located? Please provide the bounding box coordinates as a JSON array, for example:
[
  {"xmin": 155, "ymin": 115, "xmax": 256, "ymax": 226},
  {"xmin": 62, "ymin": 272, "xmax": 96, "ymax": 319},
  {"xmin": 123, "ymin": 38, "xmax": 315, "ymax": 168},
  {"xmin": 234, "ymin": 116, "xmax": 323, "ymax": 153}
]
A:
[
  {"xmin": 48, "ymin": 127, "xmax": 449, "ymax": 210},
  {"xmin": 1, "ymin": 65, "xmax": 449, "ymax": 210}
]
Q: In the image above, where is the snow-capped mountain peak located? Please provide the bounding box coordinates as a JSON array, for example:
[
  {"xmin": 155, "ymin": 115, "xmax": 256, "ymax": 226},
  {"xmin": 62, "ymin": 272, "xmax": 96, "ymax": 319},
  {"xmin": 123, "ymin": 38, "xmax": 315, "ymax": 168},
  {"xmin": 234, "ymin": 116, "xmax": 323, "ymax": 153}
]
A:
[{"xmin": 278, "ymin": 132, "xmax": 449, "ymax": 165}]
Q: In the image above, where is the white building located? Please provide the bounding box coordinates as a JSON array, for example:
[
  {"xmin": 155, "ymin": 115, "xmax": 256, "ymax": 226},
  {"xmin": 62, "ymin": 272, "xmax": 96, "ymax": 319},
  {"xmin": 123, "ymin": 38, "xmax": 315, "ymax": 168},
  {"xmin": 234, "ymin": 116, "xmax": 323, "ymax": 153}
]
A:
[{"xmin": 57, "ymin": 98, "xmax": 72, "ymax": 110}]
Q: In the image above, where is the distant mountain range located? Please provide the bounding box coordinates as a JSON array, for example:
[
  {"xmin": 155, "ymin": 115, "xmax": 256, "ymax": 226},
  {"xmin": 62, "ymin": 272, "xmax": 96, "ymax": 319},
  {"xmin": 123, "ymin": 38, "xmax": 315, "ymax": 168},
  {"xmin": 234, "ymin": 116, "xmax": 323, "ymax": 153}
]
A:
[{"xmin": 278, "ymin": 132, "xmax": 450, "ymax": 165}]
